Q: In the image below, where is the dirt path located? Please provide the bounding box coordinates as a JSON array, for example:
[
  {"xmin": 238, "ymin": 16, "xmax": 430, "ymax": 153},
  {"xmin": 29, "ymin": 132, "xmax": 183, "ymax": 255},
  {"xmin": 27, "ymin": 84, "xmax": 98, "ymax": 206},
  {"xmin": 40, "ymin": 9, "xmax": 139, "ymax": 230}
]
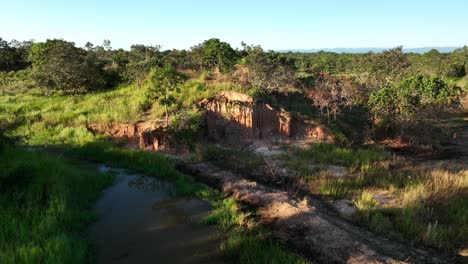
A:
[{"xmin": 178, "ymin": 162, "xmax": 453, "ymax": 264}]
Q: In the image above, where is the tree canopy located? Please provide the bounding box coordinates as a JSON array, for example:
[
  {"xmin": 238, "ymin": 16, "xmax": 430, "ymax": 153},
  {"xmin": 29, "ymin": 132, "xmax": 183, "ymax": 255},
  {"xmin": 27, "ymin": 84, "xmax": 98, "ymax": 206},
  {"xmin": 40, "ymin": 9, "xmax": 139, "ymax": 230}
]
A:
[
  {"xmin": 28, "ymin": 39, "xmax": 105, "ymax": 94},
  {"xmin": 191, "ymin": 38, "xmax": 238, "ymax": 73},
  {"xmin": 147, "ymin": 64, "xmax": 187, "ymax": 125}
]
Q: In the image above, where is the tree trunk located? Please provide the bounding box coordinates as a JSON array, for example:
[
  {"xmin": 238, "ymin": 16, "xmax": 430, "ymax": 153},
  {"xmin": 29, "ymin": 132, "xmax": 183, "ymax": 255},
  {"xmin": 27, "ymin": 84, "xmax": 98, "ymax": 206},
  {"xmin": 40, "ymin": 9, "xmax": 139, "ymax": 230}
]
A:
[{"xmin": 165, "ymin": 105, "xmax": 169, "ymax": 127}]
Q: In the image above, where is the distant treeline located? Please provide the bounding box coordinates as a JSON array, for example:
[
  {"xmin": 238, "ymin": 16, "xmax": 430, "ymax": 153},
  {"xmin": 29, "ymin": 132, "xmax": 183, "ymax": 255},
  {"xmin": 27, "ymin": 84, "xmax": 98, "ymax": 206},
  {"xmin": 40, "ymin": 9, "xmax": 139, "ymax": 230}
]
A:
[
  {"xmin": 277, "ymin": 47, "xmax": 459, "ymax": 54},
  {"xmin": 1, "ymin": 37, "xmax": 467, "ymax": 91},
  {"xmin": 1, "ymin": 37, "xmax": 466, "ymax": 143}
]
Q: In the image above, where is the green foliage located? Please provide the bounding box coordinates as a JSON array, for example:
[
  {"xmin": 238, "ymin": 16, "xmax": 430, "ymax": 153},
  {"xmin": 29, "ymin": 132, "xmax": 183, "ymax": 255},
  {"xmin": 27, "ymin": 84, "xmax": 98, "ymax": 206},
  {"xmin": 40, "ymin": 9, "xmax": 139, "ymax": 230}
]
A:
[
  {"xmin": 28, "ymin": 39, "xmax": 105, "ymax": 94},
  {"xmin": 0, "ymin": 38, "xmax": 31, "ymax": 72},
  {"xmin": 353, "ymin": 191, "xmax": 379, "ymax": 211},
  {"xmin": 169, "ymin": 110, "xmax": 203, "ymax": 148},
  {"xmin": 202, "ymin": 198, "xmax": 244, "ymax": 228},
  {"xmin": 444, "ymin": 63, "xmax": 466, "ymax": 78},
  {"xmin": 0, "ymin": 85, "xmax": 160, "ymax": 147},
  {"xmin": 147, "ymin": 64, "xmax": 187, "ymax": 124},
  {"xmin": 200, "ymin": 187, "xmax": 309, "ymax": 264},
  {"xmin": 68, "ymin": 141, "xmax": 206, "ymax": 196},
  {"xmin": 124, "ymin": 44, "xmax": 162, "ymax": 88},
  {"xmin": 298, "ymin": 150, "xmax": 468, "ymax": 253},
  {"xmin": 369, "ymin": 46, "xmax": 411, "ymax": 82},
  {"xmin": 369, "ymin": 75, "xmax": 463, "ymax": 123},
  {"xmin": 192, "ymin": 38, "xmax": 238, "ymax": 73},
  {"xmin": 0, "ymin": 118, "xmax": 22, "ymax": 149},
  {"xmin": 222, "ymin": 230, "xmax": 310, "ymax": 264},
  {"xmin": 0, "ymin": 147, "xmax": 113, "ymax": 263},
  {"xmin": 242, "ymin": 43, "xmax": 295, "ymax": 93},
  {"xmin": 0, "ymin": 69, "xmax": 35, "ymax": 94}
]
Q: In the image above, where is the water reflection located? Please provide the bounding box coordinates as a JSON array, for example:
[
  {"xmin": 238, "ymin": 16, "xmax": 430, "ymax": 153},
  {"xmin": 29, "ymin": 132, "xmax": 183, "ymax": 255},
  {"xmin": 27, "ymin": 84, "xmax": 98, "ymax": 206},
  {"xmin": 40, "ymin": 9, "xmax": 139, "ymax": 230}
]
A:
[{"xmin": 88, "ymin": 165, "xmax": 224, "ymax": 264}]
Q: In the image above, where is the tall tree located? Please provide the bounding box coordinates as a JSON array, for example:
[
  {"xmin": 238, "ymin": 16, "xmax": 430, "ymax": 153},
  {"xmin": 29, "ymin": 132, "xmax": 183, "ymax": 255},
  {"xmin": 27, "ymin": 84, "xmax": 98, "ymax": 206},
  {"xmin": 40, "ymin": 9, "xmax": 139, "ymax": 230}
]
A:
[
  {"xmin": 147, "ymin": 65, "xmax": 186, "ymax": 126},
  {"xmin": 305, "ymin": 73, "xmax": 357, "ymax": 123},
  {"xmin": 191, "ymin": 38, "xmax": 238, "ymax": 73},
  {"xmin": 0, "ymin": 38, "xmax": 31, "ymax": 72},
  {"xmin": 28, "ymin": 39, "xmax": 104, "ymax": 94},
  {"xmin": 241, "ymin": 43, "xmax": 294, "ymax": 93},
  {"xmin": 369, "ymin": 46, "xmax": 411, "ymax": 87},
  {"xmin": 125, "ymin": 44, "xmax": 162, "ymax": 88}
]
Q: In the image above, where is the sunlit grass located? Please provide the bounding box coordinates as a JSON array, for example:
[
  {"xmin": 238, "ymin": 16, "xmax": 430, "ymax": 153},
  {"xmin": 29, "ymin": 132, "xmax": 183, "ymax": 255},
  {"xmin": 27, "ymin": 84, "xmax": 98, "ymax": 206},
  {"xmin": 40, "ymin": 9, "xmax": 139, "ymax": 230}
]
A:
[{"xmin": 67, "ymin": 141, "xmax": 310, "ymax": 263}]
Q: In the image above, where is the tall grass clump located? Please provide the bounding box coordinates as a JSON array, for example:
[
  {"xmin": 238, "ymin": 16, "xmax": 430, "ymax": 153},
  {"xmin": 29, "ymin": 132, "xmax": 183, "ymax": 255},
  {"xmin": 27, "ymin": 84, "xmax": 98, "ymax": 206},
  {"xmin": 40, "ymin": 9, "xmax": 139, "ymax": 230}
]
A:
[
  {"xmin": 291, "ymin": 143, "xmax": 388, "ymax": 169},
  {"xmin": 355, "ymin": 169, "xmax": 468, "ymax": 252},
  {"xmin": 0, "ymin": 147, "xmax": 113, "ymax": 264}
]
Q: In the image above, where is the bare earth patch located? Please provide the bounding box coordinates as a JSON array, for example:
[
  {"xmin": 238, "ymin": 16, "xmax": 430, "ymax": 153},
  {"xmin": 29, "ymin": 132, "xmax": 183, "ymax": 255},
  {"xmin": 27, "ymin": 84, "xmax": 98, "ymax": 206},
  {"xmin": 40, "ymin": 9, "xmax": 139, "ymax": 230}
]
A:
[{"xmin": 179, "ymin": 162, "xmax": 452, "ymax": 264}]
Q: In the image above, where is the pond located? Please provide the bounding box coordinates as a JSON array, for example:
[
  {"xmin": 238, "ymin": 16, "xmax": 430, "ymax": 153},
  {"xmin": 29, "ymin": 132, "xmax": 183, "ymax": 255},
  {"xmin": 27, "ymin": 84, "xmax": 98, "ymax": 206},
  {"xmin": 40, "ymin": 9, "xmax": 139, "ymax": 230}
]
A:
[{"xmin": 87, "ymin": 165, "xmax": 224, "ymax": 264}]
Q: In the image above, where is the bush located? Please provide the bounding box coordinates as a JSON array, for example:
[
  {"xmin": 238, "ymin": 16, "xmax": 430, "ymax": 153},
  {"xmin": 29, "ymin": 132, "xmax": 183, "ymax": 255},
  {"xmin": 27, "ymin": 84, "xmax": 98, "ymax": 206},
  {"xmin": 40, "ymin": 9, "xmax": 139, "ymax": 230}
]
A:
[
  {"xmin": 29, "ymin": 39, "xmax": 106, "ymax": 94},
  {"xmin": 169, "ymin": 110, "xmax": 204, "ymax": 148},
  {"xmin": 368, "ymin": 75, "xmax": 463, "ymax": 142},
  {"xmin": 444, "ymin": 63, "xmax": 466, "ymax": 78}
]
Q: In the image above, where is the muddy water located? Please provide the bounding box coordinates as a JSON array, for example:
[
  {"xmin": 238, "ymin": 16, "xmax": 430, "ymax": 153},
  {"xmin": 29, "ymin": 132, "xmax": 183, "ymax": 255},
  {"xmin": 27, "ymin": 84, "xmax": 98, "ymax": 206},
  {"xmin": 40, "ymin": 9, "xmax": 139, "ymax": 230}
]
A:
[{"xmin": 87, "ymin": 165, "xmax": 224, "ymax": 264}]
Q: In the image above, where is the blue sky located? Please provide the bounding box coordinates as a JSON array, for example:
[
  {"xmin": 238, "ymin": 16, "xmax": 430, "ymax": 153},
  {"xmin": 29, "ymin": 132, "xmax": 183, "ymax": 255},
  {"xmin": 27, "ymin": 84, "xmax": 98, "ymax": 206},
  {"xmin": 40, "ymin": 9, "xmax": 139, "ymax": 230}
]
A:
[{"xmin": 1, "ymin": 0, "xmax": 467, "ymax": 50}]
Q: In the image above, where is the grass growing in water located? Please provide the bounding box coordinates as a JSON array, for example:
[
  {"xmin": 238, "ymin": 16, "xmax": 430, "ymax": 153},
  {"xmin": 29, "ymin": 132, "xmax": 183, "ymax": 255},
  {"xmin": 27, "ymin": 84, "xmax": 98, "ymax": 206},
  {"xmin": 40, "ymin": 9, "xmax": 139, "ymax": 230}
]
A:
[{"xmin": 0, "ymin": 146, "xmax": 113, "ymax": 264}]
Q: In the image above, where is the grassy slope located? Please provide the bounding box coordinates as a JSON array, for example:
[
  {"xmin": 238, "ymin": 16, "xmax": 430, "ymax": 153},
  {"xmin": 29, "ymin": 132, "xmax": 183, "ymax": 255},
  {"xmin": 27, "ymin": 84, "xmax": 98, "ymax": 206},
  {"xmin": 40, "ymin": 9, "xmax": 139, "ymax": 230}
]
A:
[
  {"xmin": 0, "ymin": 76, "xmax": 247, "ymax": 145},
  {"xmin": 0, "ymin": 78, "xmax": 308, "ymax": 263},
  {"xmin": 2, "ymin": 74, "xmax": 465, "ymax": 260}
]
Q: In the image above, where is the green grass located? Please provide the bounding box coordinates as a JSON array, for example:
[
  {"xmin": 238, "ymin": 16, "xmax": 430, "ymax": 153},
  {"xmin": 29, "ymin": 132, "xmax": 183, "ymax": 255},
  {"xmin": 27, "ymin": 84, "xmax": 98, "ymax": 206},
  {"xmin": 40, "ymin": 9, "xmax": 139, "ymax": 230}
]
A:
[
  {"xmin": 0, "ymin": 78, "xmax": 309, "ymax": 263},
  {"xmin": 299, "ymin": 154, "xmax": 467, "ymax": 253},
  {"xmin": 287, "ymin": 143, "xmax": 388, "ymax": 169},
  {"xmin": 175, "ymin": 76, "xmax": 248, "ymax": 110},
  {"xmin": 222, "ymin": 230, "xmax": 309, "ymax": 264},
  {"xmin": 64, "ymin": 140, "xmax": 310, "ymax": 263},
  {"xmin": 356, "ymin": 177, "xmax": 468, "ymax": 253},
  {"xmin": 0, "ymin": 77, "xmax": 248, "ymax": 147},
  {"xmin": 282, "ymin": 143, "xmax": 388, "ymax": 177},
  {"xmin": 0, "ymin": 146, "xmax": 113, "ymax": 264},
  {"xmin": 313, "ymin": 168, "xmax": 467, "ymax": 253},
  {"xmin": 202, "ymin": 144, "xmax": 265, "ymax": 174},
  {"xmin": 0, "ymin": 140, "xmax": 310, "ymax": 264},
  {"xmin": 199, "ymin": 190, "xmax": 309, "ymax": 264},
  {"xmin": 0, "ymin": 85, "xmax": 152, "ymax": 125},
  {"xmin": 279, "ymin": 142, "xmax": 468, "ymax": 253},
  {"xmin": 0, "ymin": 85, "xmax": 159, "ymax": 146}
]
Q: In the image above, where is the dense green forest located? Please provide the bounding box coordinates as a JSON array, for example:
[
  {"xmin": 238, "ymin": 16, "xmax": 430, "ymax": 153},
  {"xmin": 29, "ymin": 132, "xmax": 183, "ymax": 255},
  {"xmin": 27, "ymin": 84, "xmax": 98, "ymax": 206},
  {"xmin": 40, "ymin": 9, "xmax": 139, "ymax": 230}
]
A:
[{"xmin": 1, "ymin": 37, "xmax": 467, "ymax": 263}]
